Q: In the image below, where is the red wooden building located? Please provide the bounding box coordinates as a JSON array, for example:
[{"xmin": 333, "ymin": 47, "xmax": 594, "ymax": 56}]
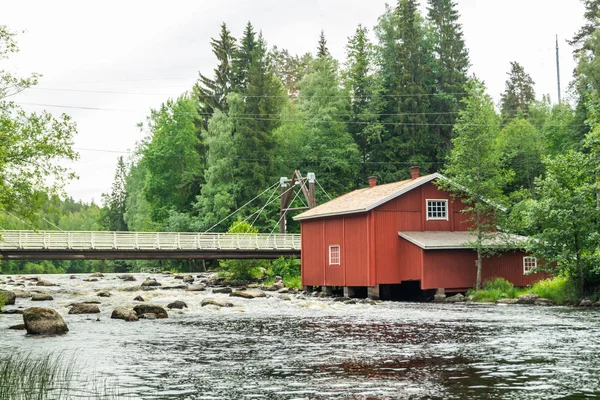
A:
[{"xmin": 293, "ymin": 168, "xmax": 543, "ymax": 300}]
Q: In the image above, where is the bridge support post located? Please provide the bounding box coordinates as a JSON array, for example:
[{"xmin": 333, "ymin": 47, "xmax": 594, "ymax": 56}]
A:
[
  {"xmin": 304, "ymin": 285, "xmax": 313, "ymax": 294},
  {"xmin": 322, "ymin": 286, "xmax": 333, "ymax": 296},
  {"xmin": 343, "ymin": 286, "xmax": 356, "ymax": 298},
  {"xmin": 434, "ymin": 288, "xmax": 446, "ymax": 302},
  {"xmin": 368, "ymin": 285, "xmax": 380, "ymax": 300}
]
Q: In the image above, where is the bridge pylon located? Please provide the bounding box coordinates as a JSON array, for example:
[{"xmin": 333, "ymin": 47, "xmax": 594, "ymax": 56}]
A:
[{"xmin": 279, "ymin": 171, "xmax": 317, "ymax": 234}]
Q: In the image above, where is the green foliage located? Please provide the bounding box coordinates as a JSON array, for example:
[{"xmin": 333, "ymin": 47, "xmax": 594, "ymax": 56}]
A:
[
  {"xmin": 520, "ymin": 151, "xmax": 600, "ymax": 295},
  {"xmin": 270, "ymin": 257, "xmax": 300, "ymax": 279},
  {"xmin": 439, "ymin": 79, "xmax": 512, "ymax": 290},
  {"xmin": 500, "ymin": 61, "xmax": 536, "ymax": 124},
  {"xmin": 496, "ymin": 118, "xmax": 545, "ymax": 193},
  {"xmin": 100, "ymin": 156, "xmax": 128, "ymax": 231},
  {"xmin": 528, "ymin": 276, "xmax": 578, "ymax": 305},
  {"xmin": 219, "ymin": 221, "xmax": 269, "ymax": 281},
  {"xmin": 467, "ymin": 278, "xmax": 521, "ymax": 302},
  {"xmin": 0, "ymin": 26, "xmax": 78, "ymax": 222}
]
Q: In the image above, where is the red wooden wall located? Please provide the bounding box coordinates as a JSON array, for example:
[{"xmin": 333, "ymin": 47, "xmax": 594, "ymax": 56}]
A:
[
  {"xmin": 421, "ymin": 248, "xmax": 545, "ymax": 290},
  {"xmin": 300, "ymin": 215, "xmax": 370, "ymax": 287}
]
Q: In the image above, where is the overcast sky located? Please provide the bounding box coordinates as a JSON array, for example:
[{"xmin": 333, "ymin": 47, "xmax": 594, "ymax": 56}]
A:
[{"xmin": 3, "ymin": 0, "xmax": 585, "ymax": 203}]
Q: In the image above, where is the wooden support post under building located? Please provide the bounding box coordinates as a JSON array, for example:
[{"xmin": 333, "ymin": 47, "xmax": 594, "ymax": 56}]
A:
[
  {"xmin": 343, "ymin": 286, "xmax": 356, "ymax": 298},
  {"xmin": 368, "ymin": 285, "xmax": 380, "ymax": 300}
]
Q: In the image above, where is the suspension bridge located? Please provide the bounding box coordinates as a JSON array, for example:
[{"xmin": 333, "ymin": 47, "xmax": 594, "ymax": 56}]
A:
[{"xmin": 0, "ymin": 171, "xmax": 325, "ymax": 261}]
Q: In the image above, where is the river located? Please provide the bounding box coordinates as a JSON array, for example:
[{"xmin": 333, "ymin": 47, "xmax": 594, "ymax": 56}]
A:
[{"xmin": 1, "ymin": 273, "xmax": 599, "ymax": 399}]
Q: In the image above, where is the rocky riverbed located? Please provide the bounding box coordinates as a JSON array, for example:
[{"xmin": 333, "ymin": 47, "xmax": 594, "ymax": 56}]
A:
[{"xmin": 2, "ymin": 273, "xmax": 600, "ymax": 399}]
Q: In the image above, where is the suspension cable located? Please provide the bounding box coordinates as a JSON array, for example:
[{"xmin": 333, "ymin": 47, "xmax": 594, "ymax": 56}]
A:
[
  {"xmin": 315, "ymin": 179, "xmax": 332, "ymax": 201},
  {"xmin": 269, "ymin": 188, "xmax": 304, "ymax": 236},
  {"xmin": 201, "ymin": 181, "xmax": 279, "ymax": 234}
]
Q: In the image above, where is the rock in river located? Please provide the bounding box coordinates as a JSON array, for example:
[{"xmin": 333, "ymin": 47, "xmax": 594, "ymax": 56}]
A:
[
  {"xmin": 133, "ymin": 304, "xmax": 168, "ymax": 319},
  {"xmin": 186, "ymin": 284, "xmax": 206, "ymax": 292},
  {"xmin": 183, "ymin": 275, "xmax": 194, "ymax": 283},
  {"xmin": 31, "ymin": 294, "xmax": 54, "ymax": 301},
  {"xmin": 111, "ymin": 307, "xmax": 139, "ymax": 322},
  {"xmin": 69, "ymin": 303, "xmax": 101, "ymax": 314},
  {"xmin": 0, "ymin": 290, "xmax": 16, "ymax": 305},
  {"xmin": 97, "ymin": 291, "xmax": 111, "ymax": 298},
  {"xmin": 167, "ymin": 300, "xmax": 188, "ymax": 309},
  {"xmin": 8, "ymin": 324, "xmax": 25, "ymax": 330},
  {"xmin": 134, "ymin": 296, "xmax": 145, "ymax": 302},
  {"xmin": 36, "ymin": 280, "xmax": 57, "ymax": 287},
  {"xmin": 535, "ymin": 298, "xmax": 556, "ymax": 306},
  {"xmin": 230, "ymin": 289, "xmax": 266, "ymax": 299},
  {"xmin": 212, "ymin": 287, "xmax": 232, "ymax": 294},
  {"xmin": 141, "ymin": 278, "xmax": 161, "ymax": 288},
  {"xmin": 580, "ymin": 299, "xmax": 594, "ymax": 307},
  {"xmin": 496, "ymin": 298, "xmax": 518, "ymax": 305},
  {"xmin": 201, "ymin": 298, "xmax": 234, "ymax": 307},
  {"xmin": 516, "ymin": 294, "xmax": 539, "ymax": 305},
  {"xmin": 22, "ymin": 307, "xmax": 69, "ymax": 335},
  {"xmin": 445, "ymin": 293, "xmax": 465, "ymax": 303}
]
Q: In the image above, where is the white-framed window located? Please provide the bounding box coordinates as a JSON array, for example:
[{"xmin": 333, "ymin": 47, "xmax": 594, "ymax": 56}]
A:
[
  {"xmin": 523, "ymin": 256, "xmax": 537, "ymax": 274},
  {"xmin": 426, "ymin": 199, "xmax": 448, "ymax": 221},
  {"xmin": 329, "ymin": 245, "xmax": 340, "ymax": 265}
]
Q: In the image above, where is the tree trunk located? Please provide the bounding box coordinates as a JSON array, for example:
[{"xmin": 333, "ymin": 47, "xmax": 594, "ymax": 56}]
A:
[{"xmin": 475, "ymin": 251, "xmax": 483, "ymax": 291}]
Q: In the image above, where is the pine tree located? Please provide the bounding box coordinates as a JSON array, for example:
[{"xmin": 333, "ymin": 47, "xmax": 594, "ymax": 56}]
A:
[
  {"xmin": 100, "ymin": 157, "xmax": 128, "ymax": 231},
  {"xmin": 317, "ymin": 30, "xmax": 329, "ymax": 58},
  {"xmin": 500, "ymin": 61, "xmax": 536, "ymax": 124},
  {"xmin": 194, "ymin": 23, "xmax": 236, "ymax": 130},
  {"xmin": 427, "ymin": 0, "xmax": 470, "ymax": 155}
]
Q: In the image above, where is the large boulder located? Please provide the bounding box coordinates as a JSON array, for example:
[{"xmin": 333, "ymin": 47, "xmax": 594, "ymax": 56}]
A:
[
  {"xmin": 22, "ymin": 307, "xmax": 69, "ymax": 335},
  {"xmin": 201, "ymin": 298, "xmax": 234, "ymax": 307},
  {"xmin": 0, "ymin": 290, "xmax": 16, "ymax": 305},
  {"xmin": 183, "ymin": 275, "xmax": 195, "ymax": 283},
  {"xmin": 111, "ymin": 307, "xmax": 139, "ymax": 322},
  {"xmin": 167, "ymin": 300, "xmax": 188, "ymax": 310},
  {"xmin": 212, "ymin": 287, "xmax": 232, "ymax": 294},
  {"xmin": 68, "ymin": 303, "xmax": 100, "ymax": 314},
  {"xmin": 535, "ymin": 298, "xmax": 556, "ymax": 306},
  {"xmin": 141, "ymin": 278, "xmax": 161, "ymax": 288},
  {"xmin": 446, "ymin": 293, "xmax": 466, "ymax": 303},
  {"xmin": 36, "ymin": 280, "xmax": 57, "ymax": 287},
  {"xmin": 580, "ymin": 299, "xmax": 594, "ymax": 307},
  {"xmin": 186, "ymin": 284, "xmax": 206, "ymax": 292},
  {"xmin": 133, "ymin": 304, "xmax": 168, "ymax": 319},
  {"xmin": 496, "ymin": 298, "xmax": 519, "ymax": 305},
  {"xmin": 31, "ymin": 294, "xmax": 54, "ymax": 301},
  {"xmin": 230, "ymin": 289, "xmax": 266, "ymax": 299},
  {"xmin": 516, "ymin": 294, "xmax": 539, "ymax": 305}
]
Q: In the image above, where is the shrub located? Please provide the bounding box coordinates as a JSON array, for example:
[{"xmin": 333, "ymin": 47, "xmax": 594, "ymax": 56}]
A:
[
  {"xmin": 270, "ymin": 257, "xmax": 300, "ymax": 279},
  {"xmin": 528, "ymin": 276, "xmax": 577, "ymax": 305},
  {"xmin": 467, "ymin": 277, "xmax": 522, "ymax": 302},
  {"xmin": 219, "ymin": 221, "xmax": 269, "ymax": 281}
]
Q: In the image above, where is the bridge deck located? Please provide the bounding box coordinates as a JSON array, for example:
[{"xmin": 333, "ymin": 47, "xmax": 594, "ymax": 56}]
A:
[{"xmin": 0, "ymin": 231, "xmax": 301, "ymax": 260}]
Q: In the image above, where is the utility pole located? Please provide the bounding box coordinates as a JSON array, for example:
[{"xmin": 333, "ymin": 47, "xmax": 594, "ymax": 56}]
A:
[{"xmin": 556, "ymin": 34, "xmax": 562, "ymax": 104}]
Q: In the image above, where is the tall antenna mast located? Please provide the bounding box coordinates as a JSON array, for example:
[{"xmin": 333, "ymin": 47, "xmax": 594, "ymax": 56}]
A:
[{"xmin": 556, "ymin": 34, "xmax": 562, "ymax": 104}]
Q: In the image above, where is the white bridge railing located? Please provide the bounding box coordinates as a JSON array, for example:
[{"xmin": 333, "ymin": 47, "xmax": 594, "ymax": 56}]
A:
[{"xmin": 0, "ymin": 231, "xmax": 301, "ymax": 251}]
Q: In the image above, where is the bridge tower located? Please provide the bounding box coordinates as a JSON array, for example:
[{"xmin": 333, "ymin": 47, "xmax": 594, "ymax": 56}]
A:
[{"xmin": 279, "ymin": 171, "xmax": 317, "ymax": 234}]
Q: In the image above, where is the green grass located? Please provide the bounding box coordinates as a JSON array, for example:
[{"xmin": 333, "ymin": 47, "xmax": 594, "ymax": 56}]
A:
[
  {"xmin": 528, "ymin": 276, "xmax": 577, "ymax": 305},
  {"xmin": 467, "ymin": 276, "xmax": 579, "ymax": 305},
  {"xmin": 467, "ymin": 277, "xmax": 525, "ymax": 302},
  {"xmin": 0, "ymin": 353, "xmax": 124, "ymax": 399}
]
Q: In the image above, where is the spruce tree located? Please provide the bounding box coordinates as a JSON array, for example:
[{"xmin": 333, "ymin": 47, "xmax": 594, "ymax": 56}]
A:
[
  {"xmin": 344, "ymin": 24, "xmax": 382, "ymax": 185},
  {"xmin": 500, "ymin": 61, "xmax": 536, "ymax": 124},
  {"xmin": 194, "ymin": 23, "xmax": 236, "ymax": 130},
  {"xmin": 100, "ymin": 157, "xmax": 128, "ymax": 231},
  {"xmin": 317, "ymin": 30, "xmax": 329, "ymax": 58},
  {"xmin": 232, "ymin": 22, "xmax": 258, "ymax": 90},
  {"xmin": 427, "ymin": 0, "xmax": 470, "ymax": 156},
  {"xmin": 569, "ymin": 0, "xmax": 600, "ymax": 55},
  {"xmin": 373, "ymin": 0, "xmax": 434, "ymax": 182}
]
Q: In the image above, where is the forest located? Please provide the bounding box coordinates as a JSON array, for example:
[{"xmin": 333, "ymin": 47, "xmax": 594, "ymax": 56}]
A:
[{"xmin": 2, "ymin": 0, "xmax": 600, "ymax": 296}]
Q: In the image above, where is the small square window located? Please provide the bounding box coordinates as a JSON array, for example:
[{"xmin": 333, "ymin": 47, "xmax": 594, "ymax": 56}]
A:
[
  {"xmin": 329, "ymin": 245, "xmax": 340, "ymax": 265},
  {"xmin": 523, "ymin": 257, "xmax": 537, "ymax": 274},
  {"xmin": 427, "ymin": 199, "xmax": 448, "ymax": 220}
]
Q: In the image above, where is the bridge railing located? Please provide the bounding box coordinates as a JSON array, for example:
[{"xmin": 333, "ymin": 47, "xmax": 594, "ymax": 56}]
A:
[{"xmin": 0, "ymin": 231, "xmax": 301, "ymax": 251}]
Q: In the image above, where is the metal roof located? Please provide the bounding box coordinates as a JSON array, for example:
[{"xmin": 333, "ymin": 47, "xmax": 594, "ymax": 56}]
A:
[
  {"xmin": 398, "ymin": 231, "xmax": 528, "ymax": 250},
  {"xmin": 293, "ymin": 173, "xmax": 442, "ymax": 221}
]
